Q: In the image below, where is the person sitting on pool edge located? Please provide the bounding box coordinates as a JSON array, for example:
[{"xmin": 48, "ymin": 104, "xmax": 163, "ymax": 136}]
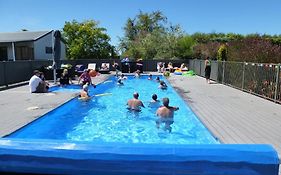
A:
[
  {"xmin": 79, "ymin": 84, "xmax": 90, "ymax": 100},
  {"xmin": 29, "ymin": 70, "xmax": 48, "ymax": 93},
  {"xmin": 127, "ymin": 92, "xmax": 145, "ymax": 111},
  {"xmin": 156, "ymin": 97, "xmax": 179, "ymax": 133},
  {"xmin": 159, "ymin": 81, "xmax": 168, "ymax": 89}
]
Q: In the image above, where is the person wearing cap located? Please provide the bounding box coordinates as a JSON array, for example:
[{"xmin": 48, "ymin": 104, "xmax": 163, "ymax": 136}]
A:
[
  {"xmin": 28, "ymin": 70, "xmax": 48, "ymax": 93},
  {"xmin": 156, "ymin": 97, "xmax": 179, "ymax": 132},
  {"xmin": 127, "ymin": 92, "xmax": 145, "ymax": 111}
]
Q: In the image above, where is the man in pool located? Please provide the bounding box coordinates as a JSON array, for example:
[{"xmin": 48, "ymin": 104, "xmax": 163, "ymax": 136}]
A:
[
  {"xmin": 156, "ymin": 97, "xmax": 179, "ymax": 133},
  {"xmin": 127, "ymin": 92, "xmax": 145, "ymax": 111}
]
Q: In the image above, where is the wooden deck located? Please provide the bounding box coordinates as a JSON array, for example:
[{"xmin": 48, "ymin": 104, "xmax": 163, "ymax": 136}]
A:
[
  {"xmin": 0, "ymin": 75, "xmax": 110, "ymax": 137},
  {"xmin": 168, "ymin": 75, "xmax": 281, "ymax": 157}
]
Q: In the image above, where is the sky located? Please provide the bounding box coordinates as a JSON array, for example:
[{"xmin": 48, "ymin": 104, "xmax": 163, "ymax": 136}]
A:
[{"xmin": 0, "ymin": 0, "xmax": 280, "ymax": 46}]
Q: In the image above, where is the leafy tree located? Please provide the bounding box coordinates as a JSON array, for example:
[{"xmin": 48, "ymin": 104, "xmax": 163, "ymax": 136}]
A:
[
  {"xmin": 175, "ymin": 35, "xmax": 197, "ymax": 59},
  {"xmin": 119, "ymin": 11, "xmax": 185, "ymax": 59},
  {"xmin": 217, "ymin": 44, "xmax": 228, "ymax": 61},
  {"xmin": 63, "ymin": 20, "xmax": 114, "ymax": 60}
]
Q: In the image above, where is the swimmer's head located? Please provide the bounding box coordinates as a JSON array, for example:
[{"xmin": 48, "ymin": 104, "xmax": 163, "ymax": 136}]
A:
[
  {"xmin": 162, "ymin": 97, "xmax": 169, "ymax": 107},
  {"xmin": 152, "ymin": 94, "xmax": 157, "ymax": 101},
  {"xmin": 133, "ymin": 92, "xmax": 139, "ymax": 99}
]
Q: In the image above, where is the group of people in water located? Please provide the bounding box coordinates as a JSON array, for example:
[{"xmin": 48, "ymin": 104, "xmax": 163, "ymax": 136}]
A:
[{"xmin": 29, "ymin": 67, "xmax": 178, "ymax": 132}]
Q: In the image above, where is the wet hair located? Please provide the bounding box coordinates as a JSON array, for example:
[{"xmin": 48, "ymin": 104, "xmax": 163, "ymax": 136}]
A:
[
  {"xmin": 152, "ymin": 94, "xmax": 157, "ymax": 101},
  {"xmin": 121, "ymin": 74, "xmax": 124, "ymax": 77},
  {"xmin": 149, "ymin": 74, "xmax": 152, "ymax": 77},
  {"xmin": 133, "ymin": 92, "xmax": 139, "ymax": 99},
  {"xmin": 160, "ymin": 81, "xmax": 166, "ymax": 86},
  {"xmin": 162, "ymin": 98, "xmax": 169, "ymax": 107}
]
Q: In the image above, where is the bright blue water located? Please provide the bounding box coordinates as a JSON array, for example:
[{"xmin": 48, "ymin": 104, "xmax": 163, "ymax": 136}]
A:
[
  {"xmin": 49, "ymin": 85, "xmax": 81, "ymax": 93},
  {"xmin": 8, "ymin": 75, "xmax": 219, "ymax": 144}
]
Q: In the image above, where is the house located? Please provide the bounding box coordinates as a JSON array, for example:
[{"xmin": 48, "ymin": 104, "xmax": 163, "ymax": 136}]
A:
[{"xmin": 0, "ymin": 30, "xmax": 66, "ymax": 61}]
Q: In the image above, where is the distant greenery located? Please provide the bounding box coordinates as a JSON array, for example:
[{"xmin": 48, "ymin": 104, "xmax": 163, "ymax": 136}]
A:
[
  {"xmin": 63, "ymin": 20, "xmax": 116, "ymax": 60},
  {"xmin": 62, "ymin": 13, "xmax": 281, "ymax": 63}
]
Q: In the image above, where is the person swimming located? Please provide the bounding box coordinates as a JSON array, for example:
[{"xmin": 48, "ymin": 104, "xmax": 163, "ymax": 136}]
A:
[
  {"xmin": 155, "ymin": 76, "xmax": 160, "ymax": 82},
  {"xmin": 148, "ymin": 74, "xmax": 153, "ymax": 80},
  {"xmin": 127, "ymin": 92, "xmax": 145, "ymax": 111},
  {"xmin": 159, "ymin": 81, "xmax": 168, "ymax": 89},
  {"xmin": 117, "ymin": 78, "xmax": 124, "ymax": 85},
  {"xmin": 156, "ymin": 97, "xmax": 179, "ymax": 132},
  {"xmin": 148, "ymin": 94, "xmax": 161, "ymax": 108}
]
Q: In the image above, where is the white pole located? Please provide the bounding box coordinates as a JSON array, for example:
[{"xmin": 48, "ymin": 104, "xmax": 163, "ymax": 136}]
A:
[
  {"xmin": 52, "ymin": 30, "xmax": 57, "ymax": 84},
  {"xmin": 11, "ymin": 42, "xmax": 16, "ymax": 61}
]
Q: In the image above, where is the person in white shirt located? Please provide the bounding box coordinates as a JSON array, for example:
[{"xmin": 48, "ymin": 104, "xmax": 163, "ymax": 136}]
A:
[{"xmin": 29, "ymin": 70, "xmax": 48, "ymax": 93}]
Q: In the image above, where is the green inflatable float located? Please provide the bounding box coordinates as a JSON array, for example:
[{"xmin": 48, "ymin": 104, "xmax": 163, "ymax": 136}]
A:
[{"xmin": 182, "ymin": 70, "xmax": 196, "ymax": 76}]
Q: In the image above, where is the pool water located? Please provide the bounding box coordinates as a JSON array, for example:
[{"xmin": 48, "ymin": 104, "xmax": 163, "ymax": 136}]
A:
[{"xmin": 8, "ymin": 75, "xmax": 219, "ymax": 144}]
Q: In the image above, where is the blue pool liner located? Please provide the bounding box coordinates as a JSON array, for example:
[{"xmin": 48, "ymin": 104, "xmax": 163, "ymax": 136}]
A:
[{"xmin": 0, "ymin": 139, "xmax": 279, "ymax": 175}]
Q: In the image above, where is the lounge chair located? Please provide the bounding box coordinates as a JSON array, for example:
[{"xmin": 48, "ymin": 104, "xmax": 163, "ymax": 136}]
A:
[
  {"xmin": 75, "ymin": 64, "xmax": 86, "ymax": 76},
  {"xmin": 87, "ymin": 63, "xmax": 96, "ymax": 70},
  {"xmin": 99, "ymin": 63, "xmax": 110, "ymax": 74}
]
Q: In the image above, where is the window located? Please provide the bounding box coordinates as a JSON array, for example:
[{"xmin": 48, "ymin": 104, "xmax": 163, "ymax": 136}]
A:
[
  {"xmin": 0, "ymin": 47, "xmax": 8, "ymax": 61},
  {"xmin": 45, "ymin": 47, "xmax": 53, "ymax": 54},
  {"xmin": 15, "ymin": 46, "xmax": 34, "ymax": 60}
]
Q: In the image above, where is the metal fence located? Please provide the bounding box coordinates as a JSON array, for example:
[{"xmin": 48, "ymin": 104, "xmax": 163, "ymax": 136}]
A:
[
  {"xmin": 0, "ymin": 59, "xmax": 188, "ymax": 87},
  {"xmin": 189, "ymin": 59, "xmax": 281, "ymax": 103}
]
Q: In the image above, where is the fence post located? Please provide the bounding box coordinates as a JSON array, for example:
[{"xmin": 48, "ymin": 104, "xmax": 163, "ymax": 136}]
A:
[
  {"xmin": 274, "ymin": 64, "xmax": 280, "ymax": 102},
  {"xmin": 242, "ymin": 62, "xmax": 245, "ymax": 90},
  {"xmin": 3, "ymin": 61, "xmax": 8, "ymax": 87},
  {"xmin": 222, "ymin": 61, "xmax": 225, "ymax": 84},
  {"xmin": 199, "ymin": 60, "xmax": 202, "ymax": 76}
]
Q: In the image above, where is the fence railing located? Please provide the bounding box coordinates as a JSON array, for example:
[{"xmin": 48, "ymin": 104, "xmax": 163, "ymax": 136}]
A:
[
  {"xmin": 189, "ymin": 59, "xmax": 281, "ymax": 103},
  {"xmin": 0, "ymin": 59, "xmax": 188, "ymax": 87}
]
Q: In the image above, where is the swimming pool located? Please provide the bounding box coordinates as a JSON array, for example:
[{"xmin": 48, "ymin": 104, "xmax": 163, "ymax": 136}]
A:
[
  {"xmin": 8, "ymin": 75, "xmax": 218, "ymax": 144},
  {"xmin": 1, "ymin": 75, "xmax": 279, "ymax": 175}
]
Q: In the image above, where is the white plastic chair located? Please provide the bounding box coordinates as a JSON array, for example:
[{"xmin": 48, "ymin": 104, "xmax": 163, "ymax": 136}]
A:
[{"xmin": 87, "ymin": 63, "xmax": 96, "ymax": 70}]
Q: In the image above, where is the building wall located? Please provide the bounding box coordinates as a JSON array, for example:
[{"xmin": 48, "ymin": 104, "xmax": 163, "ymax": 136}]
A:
[
  {"xmin": 34, "ymin": 32, "xmax": 66, "ymax": 60},
  {"xmin": 34, "ymin": 32, "xmax": 53, "ymax": 60}
]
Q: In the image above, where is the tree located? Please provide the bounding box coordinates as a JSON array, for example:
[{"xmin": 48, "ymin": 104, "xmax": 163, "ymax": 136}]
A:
[
  {"xmin": 119, "ymin": 11, "xmax": 185, "ymax": 59},
  {"xmin": 63, "ymin": 20, "xmax": 114, "ymax": 60},
  {"xmin": 217, "ymin": 44, "xmax": 228, "ymax": 61}
]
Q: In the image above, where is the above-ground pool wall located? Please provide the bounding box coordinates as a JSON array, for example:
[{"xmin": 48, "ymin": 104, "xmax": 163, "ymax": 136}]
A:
[{"xmin": 0, "ymin": 139, "xmax": 279, "ymax": 175}]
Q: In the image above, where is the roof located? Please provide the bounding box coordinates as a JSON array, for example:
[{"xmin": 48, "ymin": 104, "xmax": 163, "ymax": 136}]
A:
[{"xmin": 0, "ymin": 31, "xmax": 53, "ymax": 43}]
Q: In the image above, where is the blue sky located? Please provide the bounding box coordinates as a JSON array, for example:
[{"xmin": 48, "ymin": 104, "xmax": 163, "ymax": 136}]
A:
[{"xmin": 0, "ymin": 0, "xmax": 280, "ymax": 46}]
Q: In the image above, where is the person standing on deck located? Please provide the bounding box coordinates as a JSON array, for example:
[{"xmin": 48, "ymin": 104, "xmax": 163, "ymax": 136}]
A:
[{"xmin": 205, "ymin": 57, "xmax": 211, "ymax": 84}]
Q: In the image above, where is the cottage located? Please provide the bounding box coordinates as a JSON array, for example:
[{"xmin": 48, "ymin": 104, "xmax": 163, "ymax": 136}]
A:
[{"xmin": 0, "ymin": 30, "xmax": 65, "ymax": 61}]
